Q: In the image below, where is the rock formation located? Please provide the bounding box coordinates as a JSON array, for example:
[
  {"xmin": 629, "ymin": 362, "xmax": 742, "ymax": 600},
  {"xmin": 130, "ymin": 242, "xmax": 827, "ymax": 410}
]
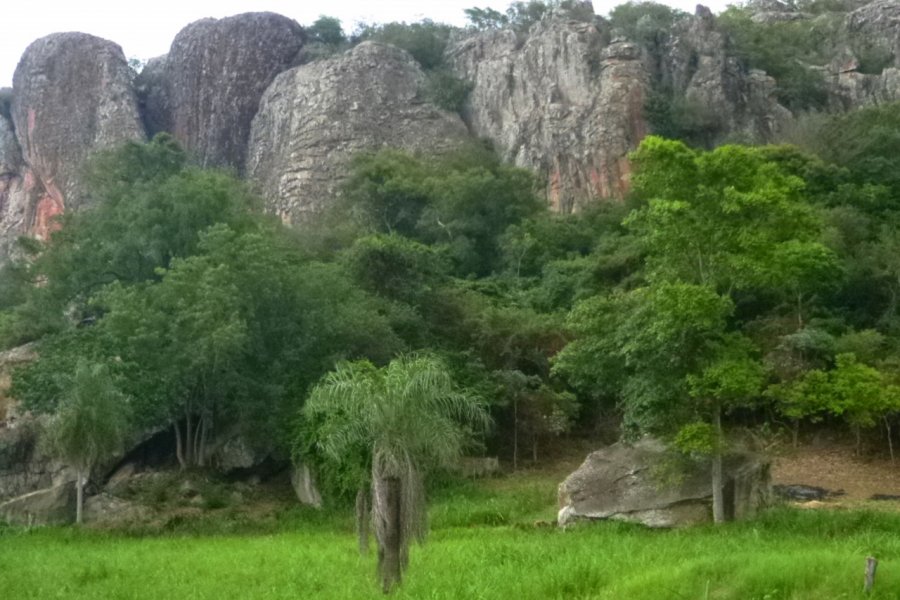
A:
[
  {"xmin": 246, "ymin": 42, "xmax": 470, "ymax": 224},
  {"xmin": 136, "ymin": 12, "xmax": 305, "ymax": 172},
  {"xmin": 448, "ymin": 6, "xmax": 791, "ymax": 213},
  {"xmin": 557, "ymin": 438, "xmax": 771, "ymax": 528},
  {"xmin": 0, "ymin": 112, "xmax": 31, "ymax": 261},
  {"xmin": 0, "ymin": 481, "xmax": 75, "ymax": 526},
  {"xmin": 448, "ymin": 18, "xmax": 647, "ymax": 213},
  {"xmin": 11, "ymin": 32, "xmax": 145, "ymax": 222}
]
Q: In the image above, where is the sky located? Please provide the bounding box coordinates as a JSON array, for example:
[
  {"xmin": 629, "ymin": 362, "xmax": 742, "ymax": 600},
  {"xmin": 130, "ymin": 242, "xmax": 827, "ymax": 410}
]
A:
[{"xmin": 1, "ymin": 0, "xmax": 733, "ymax": 87}]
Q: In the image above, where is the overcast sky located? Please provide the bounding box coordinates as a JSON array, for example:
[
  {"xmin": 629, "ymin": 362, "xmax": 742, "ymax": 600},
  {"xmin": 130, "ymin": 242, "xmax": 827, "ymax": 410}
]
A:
[{"xmin": 1, "ymin": 0, "xmax": 734, "ymax": 87}]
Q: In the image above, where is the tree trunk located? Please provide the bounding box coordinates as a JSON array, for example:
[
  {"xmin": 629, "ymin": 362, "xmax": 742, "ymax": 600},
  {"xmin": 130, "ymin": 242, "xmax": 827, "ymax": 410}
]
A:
[
  {"xmin": 532, "ymin": 434, "xmax": 538, "ymax": 464},
  {"xmin": 356, "ymin": 488, "xmax": 370, "ymax": 556},
  {"xmin": 174, "ymin": 421, "xmax": 186, "ymax": 469},
  {"xmin": 375, "ymin": 476, "xmax": 402, "ymax": 593},
  {"xmin": 886, "ymin": 417, "xmax": 894, "ymax": 465},
  {"xmin": 712, "ymin": 405, "xmax": 725, "ymax": 525},
  {"xmin": 855, "ymin": 425, "xmax": 862, "ymax": 456},
  {"xmin": 185, "ymin": 411, "xmax": 193, "ymax": 465},
  {"xmin": 512, "ymin": 399, "xmax": 518, "ymax": 472},
  {"xmin": 792, "ymin": 420, "xmax": 799, "ymax": 448},
  {"xmin": 76, "ymin": 469, "xmax": 84, "ymax": 525}
]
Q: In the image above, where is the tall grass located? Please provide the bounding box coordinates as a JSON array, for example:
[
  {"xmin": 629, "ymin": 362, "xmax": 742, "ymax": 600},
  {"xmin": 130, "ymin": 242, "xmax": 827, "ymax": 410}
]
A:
[{"xmin": 1, "ymin": 472, "xmax": 898, "ymax": 599}]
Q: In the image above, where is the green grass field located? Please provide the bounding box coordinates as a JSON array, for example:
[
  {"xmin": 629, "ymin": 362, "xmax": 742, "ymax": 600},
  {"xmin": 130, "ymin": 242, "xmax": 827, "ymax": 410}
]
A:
[{"xmin": 2, "ymin": 472, "xmax": 899, "ymax": 599}]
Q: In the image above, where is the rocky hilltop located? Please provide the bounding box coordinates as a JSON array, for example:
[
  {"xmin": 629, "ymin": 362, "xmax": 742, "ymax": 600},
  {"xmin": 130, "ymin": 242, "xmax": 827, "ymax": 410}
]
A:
[{"xmin": 1, "ymin": 1, "xmax": 900, "ymax": 260}]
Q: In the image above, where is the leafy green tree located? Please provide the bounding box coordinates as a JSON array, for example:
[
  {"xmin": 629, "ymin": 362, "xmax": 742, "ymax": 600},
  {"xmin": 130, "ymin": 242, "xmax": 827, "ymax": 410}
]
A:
[
  {"xmin": 46, "ymin": 362, "xmax": 130, "ymax": 524},
  {"xmin": 306, "ymin": 16, "xmax": 346, "ymax": 46},
  {"xmin": 303, "ymin": 355, "xmax": 490, "ymax": 592},
  {"xmin": 354, "ymin": 21, "xmax": 453, "ymax": 70}
]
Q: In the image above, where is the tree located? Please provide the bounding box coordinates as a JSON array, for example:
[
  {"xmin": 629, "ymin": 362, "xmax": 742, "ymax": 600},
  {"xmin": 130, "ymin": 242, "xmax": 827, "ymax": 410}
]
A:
[
  {"xmin": 303, "ymin": 355, "xmax": 490, "ymax": 592},
  {"xmin": 306, "ymin": 16, "xmax": 346, "ymax": 46},
  {"xmin": 46, "ymin": 362, "xmax": 130, "ymax": 524}
]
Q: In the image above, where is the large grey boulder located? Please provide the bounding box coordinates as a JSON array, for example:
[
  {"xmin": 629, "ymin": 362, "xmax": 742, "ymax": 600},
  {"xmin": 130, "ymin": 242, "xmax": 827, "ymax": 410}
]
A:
[
  {"xmin": 0, "ymin": 481, "xmax": 75, "ymax": 526},
  {"xmin": 557, "ymin": 438, "xmax": 771, "ymax": 528},
  {"xmin": 11, "ymin": 32, "xmax": 145, "ymax": 231},
  {"xmin": 246, "ymin": 41, "xmax": 470, "ymax": 224},
  {"xmin": 137, "ymin": 12, "xmax": 305, "ymax": 172}
]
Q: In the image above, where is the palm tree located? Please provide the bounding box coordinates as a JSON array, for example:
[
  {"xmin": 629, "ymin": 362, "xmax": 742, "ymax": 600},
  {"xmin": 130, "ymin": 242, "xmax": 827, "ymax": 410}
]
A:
[
  {"xmin": 46, "ymin": 361, "xmax": 130, "ymax": 524},
  {"xmin": 303, "ymin": 354, "xmax": 490, "ymax": 592}
]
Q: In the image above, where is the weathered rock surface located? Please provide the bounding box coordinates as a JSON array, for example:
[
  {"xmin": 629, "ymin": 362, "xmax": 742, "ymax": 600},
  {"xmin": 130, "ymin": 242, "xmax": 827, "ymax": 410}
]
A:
[
  {"xmin": 290, "ymin": 463, "xmax": 322, "ymax": 507},
  {"xmin": 449, "ymin": 7, "xmax": 790, "ymax": 213},
  {"xmin": 557, "ymin": 439, "xmax": 771, "ymax": 528},
  {"xmin": 660, "ymin": 7, "xmax": 792, "ymax": 142},
  {"xmin": 0, "ymin": 481, "xmax": 75, "ymax": 526},
  {"xmin": 83, "ymin": 492, "xmax": 150, "ymax": 524},
  {"xmin": 137, "ymin": 12, "xmax": 305, "ymax": 172},
  {"xmin": 448, "ymin": 18, "xmax": 647, "ymax": 213},
  {"xmin": 0, "ymin": 415, "xmax": 72, "ymax": 502},
  {"xmin": 11, "ymin": 32, "xmax": 145, "ymax": 230},
  {"xmin": 247, "ymin": 41, "xmax": 470, "ymax": 224}
]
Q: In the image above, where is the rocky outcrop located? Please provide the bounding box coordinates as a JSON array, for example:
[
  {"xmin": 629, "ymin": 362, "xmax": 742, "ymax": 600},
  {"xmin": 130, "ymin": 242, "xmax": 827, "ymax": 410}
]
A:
[
  {"xmin": 11, "ymin": 32, "xmax": 144, "ymax": 230},
  {"xmin": 247, "ymin": 42, "xmax": 470, "ymax": 223},
  {"xmin": 137, "ymin": 13, "xmax": 305, "ymax": 172},
  {"xmin": 0, "ymin": 481, "xmax": 75, "ymax": 526},
  {"xmin": 448, "ymin": 18, "xmax": 647, "ymax": 213},
  {"xmin": 0, "ymin": 112, "xmax": 32, "ymax": 261},
  {"xmin": 0, "ymin": 416, "xmax": 72, "ymax": 502},
  {"xmin": 660, "ymin": 7, "xmax": 792, "ymax": 142},
  {"xmin": 557, "ymin": 439, "xmax": 771, "ymax": 528}
]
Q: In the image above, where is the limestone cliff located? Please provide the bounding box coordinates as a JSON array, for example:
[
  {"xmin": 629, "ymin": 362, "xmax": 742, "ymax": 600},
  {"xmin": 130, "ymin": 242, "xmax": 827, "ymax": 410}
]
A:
[{"xmin": 246, "ymin": 42, "xmax": 470, "ymax": 223}]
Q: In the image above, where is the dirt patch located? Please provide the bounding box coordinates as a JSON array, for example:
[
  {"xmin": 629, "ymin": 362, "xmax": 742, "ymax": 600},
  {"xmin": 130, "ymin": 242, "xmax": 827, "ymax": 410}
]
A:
[{"xmin": 772, "ymin": 444, "xmax": 900, "ymax": 504}]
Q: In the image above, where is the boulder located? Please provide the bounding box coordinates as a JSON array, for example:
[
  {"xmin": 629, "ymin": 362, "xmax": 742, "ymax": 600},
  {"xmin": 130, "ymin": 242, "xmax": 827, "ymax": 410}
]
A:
[
  {"xmin": 290, "ymin": 463, "xmax": 322, "ymax": 508},
  {"xmin": 0, "ymin": 481, "xmax": 75, "ymax": 526},
  {"xmin": 557, "ymin": 438, "xmax": 771, "ymax": 528},
  {"xmin": 83, "ymin": 492, "xmax": 149, "ymax": 525},
  {"xmin": 0, "ymin": 415, "xmax": 72, "ymax": 502},
  {"xmin": 11, "ymin": 32, "xmax": 145, "ymax": 233},
  {"xmin": 137, "ymin": 12, "xmax": 305, "ymax": 171},
  {"xmin": 246, "ymin": 41, "xmax": 470, "ymax": 224}
]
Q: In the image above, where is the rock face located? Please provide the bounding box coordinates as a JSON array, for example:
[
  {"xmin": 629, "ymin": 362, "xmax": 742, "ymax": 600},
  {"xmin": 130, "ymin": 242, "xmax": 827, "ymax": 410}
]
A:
[
  {"xmin": 0, "ymin": 481, "xmax": 75, "ymax": 526},
  {"xmin": 448, "ymin": 7, "xmax": 790, "ymax": 213},
  {"xmin": 0, "ymin": 416, "xmax": 72, "ymax": 503},
  {"xmin": 0, "ymin": 113, "xmax": 32, "ymax": 261},
  {"xmin": 660, "ymin": 8, "xmax": 792, "ymax": 142},
  {"xmin": 557, "ymin": 439, "xmax": 771, "ymax": 528},
  {"xmin": 11, "ymin": 32, "xmax": 145, "ymax": 229},
  {"xmin": 247, "ymin": 42, "xmax": 470, "ymax": 223},
  {"xmin": 137, "ymin": 13, "xmax": 305, "ymax": 172},
  {"xmin": 448, "ymin": 18, "xmax": 648, "ymax": 213}
]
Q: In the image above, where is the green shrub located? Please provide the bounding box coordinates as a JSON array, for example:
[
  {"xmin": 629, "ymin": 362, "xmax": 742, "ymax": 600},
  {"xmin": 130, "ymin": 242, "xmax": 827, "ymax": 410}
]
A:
[
  {"xmin": 423, "ymin": 70, "xmax": 474, "ymax": 113},
  {"xmin": 355, "ymin": 21, "xmax": 453, "ymax": 70}
]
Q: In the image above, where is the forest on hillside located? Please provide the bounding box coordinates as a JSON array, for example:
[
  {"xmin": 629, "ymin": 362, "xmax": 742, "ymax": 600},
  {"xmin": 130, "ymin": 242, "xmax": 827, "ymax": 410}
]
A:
[{"xmin": 1, "ymin": 0, "xmax": 899, "ymax": 503}]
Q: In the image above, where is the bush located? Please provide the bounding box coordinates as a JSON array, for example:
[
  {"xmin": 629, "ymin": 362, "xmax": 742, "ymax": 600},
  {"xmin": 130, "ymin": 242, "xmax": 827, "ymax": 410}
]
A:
[
  {"xmin": 355, "ymin": 21, "xmax": 453, "ymax": 70},
  {"xmin": 608, "ymin": 1, "xmax": 688, "ymax": 47},
  {"xmin": 423, "ymin": 70, "xmax": 474, "ymax": 113}
]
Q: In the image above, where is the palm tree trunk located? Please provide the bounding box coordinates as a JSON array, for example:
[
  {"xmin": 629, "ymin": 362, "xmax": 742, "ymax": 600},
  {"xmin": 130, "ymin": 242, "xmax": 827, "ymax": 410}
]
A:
[
  {"xmin": 356, "ymin": 488, "xmax": 370, "ymax": 555},
  {"xmin": 712, "ymin": 405, "xmax": 725, "ymax": 525},
  {"xmin": 75, "ymin": 469, "xmax": 84, "ymax": 525},
  {"xmin": 375, "ymin": 476, "xmax": 402, "ymax": 593}
]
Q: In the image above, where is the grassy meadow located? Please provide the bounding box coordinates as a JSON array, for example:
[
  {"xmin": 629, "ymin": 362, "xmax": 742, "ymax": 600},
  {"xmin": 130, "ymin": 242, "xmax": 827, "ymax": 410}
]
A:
[{"xmin": 2, "ymin": 471, "xmax": 900, "ymax": 599}]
